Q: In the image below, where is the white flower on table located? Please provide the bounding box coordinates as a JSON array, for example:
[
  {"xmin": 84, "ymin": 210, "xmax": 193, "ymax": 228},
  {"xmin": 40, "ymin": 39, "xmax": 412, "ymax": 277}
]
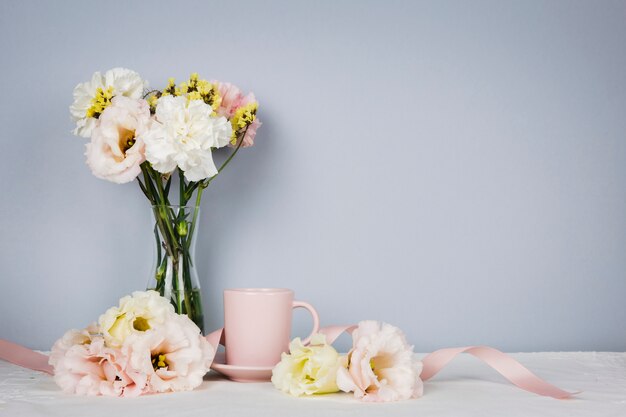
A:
[
  {"xmin": 140, "ymin": 95, "xmax": 232, "ymax": 182},
  {"xmin": 272, "ymin": 334, "xmax": 342, "ymax": 396},
  {"xmin": 124, "ymin": 313, "xmax": 214, "ymax": 393}
]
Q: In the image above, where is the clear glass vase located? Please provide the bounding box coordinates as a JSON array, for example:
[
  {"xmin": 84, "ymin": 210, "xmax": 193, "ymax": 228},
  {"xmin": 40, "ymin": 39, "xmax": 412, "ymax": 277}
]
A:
[{"xmin": 146, "ymin": 205, "xmax": 204, "ymax": 333}]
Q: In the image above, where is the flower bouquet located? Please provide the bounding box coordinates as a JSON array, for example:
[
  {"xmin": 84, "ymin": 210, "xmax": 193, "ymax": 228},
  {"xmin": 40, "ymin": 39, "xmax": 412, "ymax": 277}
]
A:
[{"xmin": 70, "ymin": 68, "xmax": 260, "ymax": 332}]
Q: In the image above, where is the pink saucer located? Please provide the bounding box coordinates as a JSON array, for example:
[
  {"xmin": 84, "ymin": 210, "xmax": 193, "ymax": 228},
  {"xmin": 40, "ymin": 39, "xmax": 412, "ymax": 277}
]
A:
[{"xmin": 210, "ymin": 352, "xmax": 274, "ymax": 382}]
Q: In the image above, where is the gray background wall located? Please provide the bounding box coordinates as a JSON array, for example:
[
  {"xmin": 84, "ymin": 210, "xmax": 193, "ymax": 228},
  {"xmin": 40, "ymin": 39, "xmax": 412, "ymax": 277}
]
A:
[{"xmin": 0, "ymin": 0, "xmax": 624, "ymax": 352}]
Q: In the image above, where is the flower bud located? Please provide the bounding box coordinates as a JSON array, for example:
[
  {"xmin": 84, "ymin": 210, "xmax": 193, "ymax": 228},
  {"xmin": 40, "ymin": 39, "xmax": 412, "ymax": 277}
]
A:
[{"xmin": 177, "ymin": 221, "xmax": 188, "ymax": 236}]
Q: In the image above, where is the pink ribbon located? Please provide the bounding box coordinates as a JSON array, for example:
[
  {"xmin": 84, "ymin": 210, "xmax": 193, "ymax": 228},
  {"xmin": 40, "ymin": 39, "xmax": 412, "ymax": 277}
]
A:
[
  {"xmin": 317, "ymin": 325, "xmax": 575, "ymax": 400},
  {"xmin": 0, "ymin": 339, "xmax": 53, "ymax": 375},
  {"xmin": 206, "ymin": 328, "xmax": 224, "ymax": 349},
  {"xmin": 420, "ymin": 346, "xmax": 574, "ymax": 399},
  {"xmin": 0, "ymin": 328, "xmax": 575, "ymax": 399}
]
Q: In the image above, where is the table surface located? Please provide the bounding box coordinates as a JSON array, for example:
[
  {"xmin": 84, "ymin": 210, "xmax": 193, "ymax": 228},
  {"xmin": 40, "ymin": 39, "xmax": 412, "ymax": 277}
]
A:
[{"xmin": 1, "ymin": 352, "xmax": 625, "ymax": 417}]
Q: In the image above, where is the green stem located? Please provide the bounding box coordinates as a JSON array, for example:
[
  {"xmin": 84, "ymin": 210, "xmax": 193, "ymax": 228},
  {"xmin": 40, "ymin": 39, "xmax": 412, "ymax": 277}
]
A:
[
  {"xmin": 141, "ymin": 163, "xmax": 184, "ymax": 312},
  {"xmin": 186, "ymin": 186, "xmax": 204, "ymax": 251},
  {"xmin": 181, "ymin": 248, "xmax": 193, "ymax": 318},
  {"xmin": 179, "ymin": 168, "xmax": 186, "ymax": 207},
  {"xmin": 184, "ymin": 125, "xmax": 250, "ymax": 251},
  {"xmin": 150, "ymin": 168, "xmax": 180, "ymax": 252},
  {"xmin": 142, "ymin": 89, "xmax": 161, "ymax": 99},
  {"xmin": 137, "ymin": 178, "xmax": 153, "ymax": 203},
  {"xmin": 164, "ymin": 174, "xmax": 173, "ymax": 198},
  {"xmin": 203, "ymin": 125, "xmax": 249, "ymax": 188}
]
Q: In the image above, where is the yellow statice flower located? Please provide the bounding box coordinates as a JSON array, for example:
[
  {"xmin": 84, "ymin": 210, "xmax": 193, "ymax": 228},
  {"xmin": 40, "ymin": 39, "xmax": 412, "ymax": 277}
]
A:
[
  {"xmin": 187, "ymin": 91, "xmax": 203, "ymax": 101},
  {"xmin": 147, "ymin": 94, "xmax": 159, "ymax": 114},
  {"xmin": 85, "ymin": 86, "xmax": 114, "ymax": 118},
  {"xmin": 180, "ymin": 73, "xmax": 221, "ymax": 111},
  {"xmin": 230, "ymin": 101, "xmax": 258, "ymax": 145},
  {"xmin": 161, "ymin": 77, "xmax": 181, "ymax": 97}
]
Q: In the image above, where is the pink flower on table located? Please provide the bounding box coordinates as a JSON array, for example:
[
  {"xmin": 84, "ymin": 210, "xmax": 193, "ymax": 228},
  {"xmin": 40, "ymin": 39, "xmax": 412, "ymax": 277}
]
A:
[
  {"xmin": 124, "ymin": 313, "xmax": 214, "ymax": 393},
  {"xmin": 49, "ymin": 327, "xmax": 148, "ymax": 397},
  {"xmin": 336, "ymin": 321, "xmax": 423, "ymax": 402},
  {"xmin": 49, "ymin": 326, "xmax": 96, "ymax": 392},
  {"xmin": 85, "ymin": 96, "xmax": 151, "ymax": 184}
]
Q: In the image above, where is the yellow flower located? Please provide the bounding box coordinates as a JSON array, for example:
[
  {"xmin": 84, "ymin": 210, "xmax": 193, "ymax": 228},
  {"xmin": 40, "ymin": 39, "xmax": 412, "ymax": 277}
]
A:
[
  {"xmin": 187, "ymin": 91, "xmax": 202, "ymax": 101},
  {"xmin": 229, "ymin": 102, "xmax": 258, "ymax": 145},
  {"xmin": 85, "ymin": 86, "xmax": 114, "ymax": 118},
  {"xmin": 179, "ymin": 73, "xmax": 221, "ymax": 111},
  {"xmin": 161, "ymin": 77, "xmax": 181, "ymax": 97},
  {"xmin": 147, "ymin": 94, "xmax": 158, "ymax": 113}
]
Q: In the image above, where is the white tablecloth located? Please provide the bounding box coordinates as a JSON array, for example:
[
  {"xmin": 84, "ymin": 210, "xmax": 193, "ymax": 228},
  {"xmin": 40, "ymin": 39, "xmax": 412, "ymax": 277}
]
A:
[{"xmin": 1, "ymin": 352, "xmax": 624, "ymax": 417}]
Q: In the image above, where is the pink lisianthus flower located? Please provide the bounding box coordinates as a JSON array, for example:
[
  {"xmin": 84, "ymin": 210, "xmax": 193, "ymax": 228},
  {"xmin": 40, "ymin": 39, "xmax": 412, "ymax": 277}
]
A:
[
  {"xmin": 49, "ymin": 327, "xmax": 148, "ymax": 397},
  {"xmin": 214, "ymin": 81, "xmax": 261, "ymax": 148},
  {"xmin": 124, "ymin": 313, "xmax": 215, "ymax": 393},
  {"xmin": 85, "ymin": 96, "xmax": 150, "ymax": 184},
  {"xmin": 336, "ymin": 321, "xmax": 423, "ymax": 402}
]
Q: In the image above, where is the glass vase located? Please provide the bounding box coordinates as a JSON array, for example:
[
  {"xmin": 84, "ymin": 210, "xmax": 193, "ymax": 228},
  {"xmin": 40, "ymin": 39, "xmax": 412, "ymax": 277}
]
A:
[{"xmin": 146, "ymin": 204, "xmax": 204, "ymax": 333}]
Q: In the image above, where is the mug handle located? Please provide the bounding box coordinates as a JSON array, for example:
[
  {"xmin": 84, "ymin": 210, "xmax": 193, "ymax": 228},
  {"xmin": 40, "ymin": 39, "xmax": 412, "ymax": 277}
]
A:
[{"xmin": 292, "ymin": 301, "xmax": 320, "ymax": 346}]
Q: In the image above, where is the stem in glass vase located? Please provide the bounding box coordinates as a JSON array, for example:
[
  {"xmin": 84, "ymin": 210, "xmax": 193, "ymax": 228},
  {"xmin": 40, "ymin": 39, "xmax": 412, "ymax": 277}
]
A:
[
  {"xmin": 138, "ymin": 125, "xmax": 251, "ymax": 333},
  {"xmin": 146, "ymin": 203, "xmax": 204, "ymax": 332}
]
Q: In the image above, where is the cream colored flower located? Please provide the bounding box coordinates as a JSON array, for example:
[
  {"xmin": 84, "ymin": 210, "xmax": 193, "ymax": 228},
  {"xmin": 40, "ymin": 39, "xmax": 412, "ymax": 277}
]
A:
[
  {"xmin": 140, "ymin": 95, "xmax": 232, "ymax": 181},
  {"xmin": 98, "ymin": 291, "xmax": 175, "ymax": 348},
  {"xmin": 70, "ymin": 68, "xmax": 146, "ymax": 138},
  {"xmin": 336, "ymin": 321, "xmax": 423, "ymax": 402},
  {"xmin": 271, "ymin": 334, "xmax": 342, "ymax": 396},
  {"xmin": 85, "ymin": 96, "xmax": 150, "ymax": 184},
  {"xmin": 124, "ymin": 313, "xmax": 214, "ymax": 393}
]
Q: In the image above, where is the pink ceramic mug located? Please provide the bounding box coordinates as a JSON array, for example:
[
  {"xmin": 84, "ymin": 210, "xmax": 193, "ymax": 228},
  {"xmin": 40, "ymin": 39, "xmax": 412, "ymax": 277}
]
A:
[{"xmin": 224, "ymin": 288, "xmax": 320, "ymax": 367}]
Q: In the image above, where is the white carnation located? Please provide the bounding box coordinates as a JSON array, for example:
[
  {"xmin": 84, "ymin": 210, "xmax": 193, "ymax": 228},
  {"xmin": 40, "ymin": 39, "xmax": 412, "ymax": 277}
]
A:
[
  {"xmin": 103, "ymin": 67, "xmax": 146, "ymax": 99},
  {"xmin": 140, "ymin": 95, "xmax": 232, "ymax": 182},
  {"xmin": 70, "ymin": 68, "xmax": 147, "ymax": 138}
]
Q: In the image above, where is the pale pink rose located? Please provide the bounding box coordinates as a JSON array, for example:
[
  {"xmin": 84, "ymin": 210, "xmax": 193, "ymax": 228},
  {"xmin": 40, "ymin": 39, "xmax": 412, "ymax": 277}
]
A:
[
  {"xmin": 49, "ymin": 327, "xmax": 148, "ymax": 397},
  {"xmin": 85, "ymin": 96, "xmax": 150, "ymax": 184},
  {"xmin": 336, "ymin": 321, "xmax": 423, "ymax": 402},
  {"xmin": 124, "ymin": 313, "xmax": 214, "ymax": 393}
]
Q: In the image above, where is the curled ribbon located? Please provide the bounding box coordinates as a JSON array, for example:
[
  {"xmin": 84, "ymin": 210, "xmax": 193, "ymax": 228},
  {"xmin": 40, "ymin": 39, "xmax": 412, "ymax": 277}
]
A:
[
  {"xmin": 420, "ymin": 346, "xmax": 575, "ymax": 399},
  {"xmin": 317, "ymin": 324, "xmax": 575, "ymax": 400},
  {"xmin": 0, "ymin": 328, "xmax": 576, "ymax": 399}
]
